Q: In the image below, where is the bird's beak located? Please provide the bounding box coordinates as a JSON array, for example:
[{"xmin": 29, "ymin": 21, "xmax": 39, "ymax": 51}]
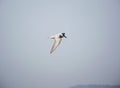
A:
[{"xmin": 64, "ymin": 35, "xmax": 67, "ymax": 38}]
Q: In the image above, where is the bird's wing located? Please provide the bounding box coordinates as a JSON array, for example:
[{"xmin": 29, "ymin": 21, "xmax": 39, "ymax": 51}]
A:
[{"xmin": 50, "ymin": 37, "xmax": 62, "ymax": 54}]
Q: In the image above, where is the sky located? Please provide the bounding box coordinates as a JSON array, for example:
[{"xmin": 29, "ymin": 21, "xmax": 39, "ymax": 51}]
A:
[{"xmin": 0, "ymin": 0, "xmax": 120, "ymax": 88}]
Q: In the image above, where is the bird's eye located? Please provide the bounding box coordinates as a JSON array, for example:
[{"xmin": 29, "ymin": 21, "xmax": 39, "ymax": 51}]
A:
[{"xmin": 59, "ymin": 35, "xmax": 63, "ymax": 38}]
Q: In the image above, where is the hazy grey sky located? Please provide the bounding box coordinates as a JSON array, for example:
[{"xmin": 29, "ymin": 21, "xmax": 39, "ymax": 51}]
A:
[{"xmin": 0, "ymin": 0, "xmax": 120, "ymax": 88}]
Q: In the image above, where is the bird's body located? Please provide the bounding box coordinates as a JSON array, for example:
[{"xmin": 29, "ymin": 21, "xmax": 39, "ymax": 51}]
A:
[{"xmin": 50, "ymin": 33, "xmax": 67, "ymax": 54}]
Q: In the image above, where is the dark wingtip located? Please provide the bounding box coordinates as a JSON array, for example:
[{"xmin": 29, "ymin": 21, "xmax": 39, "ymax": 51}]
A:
[
  {"xmin": 50, "ymin": 50, "xmax": 53, "ymax": 54},
  {"xmin": 50, "ymin": 51, "xmax": 52, "ymax": 54}
]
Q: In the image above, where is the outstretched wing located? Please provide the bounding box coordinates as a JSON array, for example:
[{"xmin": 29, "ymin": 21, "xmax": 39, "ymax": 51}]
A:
[{"xmin": 50, "ymin": 37, "xmax": 62, "ymax": 54}]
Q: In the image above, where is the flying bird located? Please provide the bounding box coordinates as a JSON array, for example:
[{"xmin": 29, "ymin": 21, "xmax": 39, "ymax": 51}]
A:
[{"xmin": 49, "ymin": 33, "xmax": 67, "ymax": 54}]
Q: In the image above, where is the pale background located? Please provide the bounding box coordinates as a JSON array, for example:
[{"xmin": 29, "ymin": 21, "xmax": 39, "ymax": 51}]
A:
[{"xmin": 0, "ymin": 0, "xmax": 120, "ymax": 88}]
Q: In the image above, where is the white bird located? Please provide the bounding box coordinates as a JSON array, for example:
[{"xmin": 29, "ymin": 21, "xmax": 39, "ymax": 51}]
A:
[{"xmin": 49, "ymin": 33, "xmax": 67, "ymax": 54}]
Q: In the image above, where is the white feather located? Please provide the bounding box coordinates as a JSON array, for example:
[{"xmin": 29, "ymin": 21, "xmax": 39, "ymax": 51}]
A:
[
  {"xmin": 50, "ymin": 37, "xmax": 62, "ymax": 54},
  {"xmin": 50, "ymin": 33, "xmax": 64, "ymax": 54}
]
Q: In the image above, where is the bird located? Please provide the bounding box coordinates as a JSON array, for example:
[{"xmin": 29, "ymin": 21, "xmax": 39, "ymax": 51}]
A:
[{"xmin": 49, "ymin": 33, "xmax": 67, "ymax": 54}]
